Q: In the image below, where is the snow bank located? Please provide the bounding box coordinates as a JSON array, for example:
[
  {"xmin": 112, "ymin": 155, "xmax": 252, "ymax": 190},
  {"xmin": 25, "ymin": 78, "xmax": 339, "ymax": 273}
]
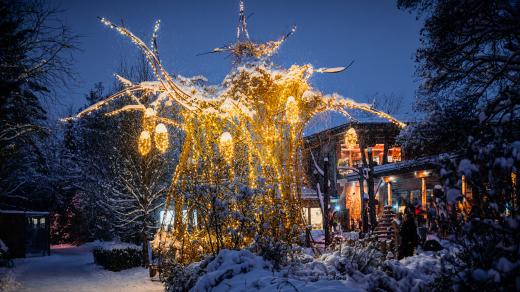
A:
[{"xmin": 175, "ymin": 241, "xmax": 452, "ymax": 291}]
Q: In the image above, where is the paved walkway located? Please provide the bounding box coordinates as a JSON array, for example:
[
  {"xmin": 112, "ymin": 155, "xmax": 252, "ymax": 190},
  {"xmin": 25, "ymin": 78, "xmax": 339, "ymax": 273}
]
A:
[{"xmin": 9, "ymin": 244, "xmax": 163, "ymax": 292}]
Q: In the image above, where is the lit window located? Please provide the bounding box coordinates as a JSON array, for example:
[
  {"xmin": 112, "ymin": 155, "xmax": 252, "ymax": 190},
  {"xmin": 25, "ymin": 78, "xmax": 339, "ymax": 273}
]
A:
[{"xmin": 159, "ymin": 209, "xmax": 175, "ymax": 226}]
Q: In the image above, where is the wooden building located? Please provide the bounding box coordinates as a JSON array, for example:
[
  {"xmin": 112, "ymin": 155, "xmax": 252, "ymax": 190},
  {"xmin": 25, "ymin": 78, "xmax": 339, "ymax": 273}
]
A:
[
  {"xmin": 302, "ymin": 121, "xmax": 471, "ymax": 230},
  {"xmin": 0, "ymin": 210, "xmax": 50, "ymax": 258}
]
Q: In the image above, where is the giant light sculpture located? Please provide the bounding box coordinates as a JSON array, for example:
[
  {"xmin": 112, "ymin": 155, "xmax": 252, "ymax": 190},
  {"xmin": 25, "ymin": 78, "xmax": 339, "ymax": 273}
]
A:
[{"xmin": 70, "ymin": 1, "xmax": 405, "ymax": 262}]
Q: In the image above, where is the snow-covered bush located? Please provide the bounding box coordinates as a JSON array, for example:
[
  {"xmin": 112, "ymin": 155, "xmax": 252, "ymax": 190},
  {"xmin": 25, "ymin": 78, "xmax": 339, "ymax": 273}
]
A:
[
  {"xmin": 164, "ymin": 258, "xmax": 207, "ymax": 292},
  {"xmin": 165, "ymin": 242, "xmax": 450, "ymax": 291},
  {"xmin": 286, "ymin": 238, "xmax": 385, "ymax": 283},
  {"xmin": 248, "ymin": 236, "xmax": 291, "ymax": 269},
  {"xmin": 431, "ymin": 216, "xmax": 520, "ymax": 291},
  {"xmin": 92, "ymin": 245, "xmax": 142, "ymax": 271}
]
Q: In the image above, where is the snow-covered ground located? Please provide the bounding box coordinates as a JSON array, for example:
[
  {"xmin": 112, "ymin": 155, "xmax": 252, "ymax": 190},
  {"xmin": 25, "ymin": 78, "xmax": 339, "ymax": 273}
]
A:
[{"xmin": 1, "ymin": 244, "xmax": 163, "ymax": 292}]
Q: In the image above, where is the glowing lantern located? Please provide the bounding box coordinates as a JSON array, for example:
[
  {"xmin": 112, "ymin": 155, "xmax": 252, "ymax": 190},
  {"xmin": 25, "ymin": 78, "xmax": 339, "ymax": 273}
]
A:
[
  {"xmin": 143, "ymin": 108, "xmax": 156, "ymax": 132},
  {"xmin": 345, "ymin": 127, "xmax": 358, "ymax": 149},
  {"xmin": 138, "ymin": 130, "xmax": 152, "ymax": 156},
  {"xmin": 285, "ymin": 96, "xmax": 300, "ymax": 124},
  {"xmin": 219, "ymin": 131, "xmax": 233, "ymax": 163},
  {"xmin": 154, "ymin": 123, "xmax": 169, "ymax": 153}
]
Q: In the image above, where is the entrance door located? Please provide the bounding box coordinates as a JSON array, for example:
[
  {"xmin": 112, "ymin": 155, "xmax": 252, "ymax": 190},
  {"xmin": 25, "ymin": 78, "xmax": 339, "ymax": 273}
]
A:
[{"xmin": 26, "ymin": 216, "xmax": 48, "ymax": 257}]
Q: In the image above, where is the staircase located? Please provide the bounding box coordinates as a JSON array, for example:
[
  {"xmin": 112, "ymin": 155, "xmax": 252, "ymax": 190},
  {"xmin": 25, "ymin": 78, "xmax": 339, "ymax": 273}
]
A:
[{"xmin": 374, "ymin": 205, "xmax": 396, "ymax": 241}]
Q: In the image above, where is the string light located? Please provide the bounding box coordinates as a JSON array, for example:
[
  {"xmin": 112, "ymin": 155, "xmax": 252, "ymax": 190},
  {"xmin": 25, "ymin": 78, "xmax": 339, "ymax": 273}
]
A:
[
  {"xmin": 68, "ymin": 0, "xmax": 406, "ymax": 263},
  {"xmin": 345, "ymin": 127, "xmax": 358, "ymax": 149},
  {"xmin": 138, "ymin": 130, "xmax": 152, "ymax": 156},
  {"xmin": 154, "ymin": 123, "xmax": 169, "ymax": 153},
  {"xmin": 219, "ymin": 131, "xmax": 233, "ymax": 163},
  {"xmin": 285, "ymin": 96, "xmax": 300, "ymax": 124}
]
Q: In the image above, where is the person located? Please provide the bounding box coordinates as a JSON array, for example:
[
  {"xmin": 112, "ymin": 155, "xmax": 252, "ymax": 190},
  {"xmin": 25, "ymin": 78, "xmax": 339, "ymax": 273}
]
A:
[
  {"xmin": 398, "ymin": 207, "xmax": 418, "ymax": 259},
  {"xmin": 427, "ymin": 201, "xmax": 437, "ymax": 232},
  {"xmin": 437, "ymin": 200, "xmax": 449, "ymax": 238},
  {"xmin": 331, "ymin": 211, "xmax": 339, "ymax": 233}
]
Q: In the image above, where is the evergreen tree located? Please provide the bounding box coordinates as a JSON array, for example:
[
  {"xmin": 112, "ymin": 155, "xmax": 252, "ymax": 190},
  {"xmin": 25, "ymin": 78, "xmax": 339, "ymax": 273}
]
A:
[{"xmin": 0, "ymin": 0, "xmax": 76, "ymax": 209}]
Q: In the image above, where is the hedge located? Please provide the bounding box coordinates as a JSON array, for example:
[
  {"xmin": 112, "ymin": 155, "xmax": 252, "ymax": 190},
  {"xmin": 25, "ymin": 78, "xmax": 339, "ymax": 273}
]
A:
[{"xmin": 93, "ymin": 247, "xmax": 142, "ymax": 271}]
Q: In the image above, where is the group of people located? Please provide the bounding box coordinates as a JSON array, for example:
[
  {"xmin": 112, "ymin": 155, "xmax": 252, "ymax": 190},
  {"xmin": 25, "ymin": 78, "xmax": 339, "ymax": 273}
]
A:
[{"xmin": 394, "ymin": 185, "xmax": 472, "ymax": 258}]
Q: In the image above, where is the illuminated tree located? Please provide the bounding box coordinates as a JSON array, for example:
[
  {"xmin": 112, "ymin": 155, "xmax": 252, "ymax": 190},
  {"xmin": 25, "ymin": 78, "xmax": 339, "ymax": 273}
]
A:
[{"xmin": 67, "ymin": 1, "xmax": 404, "ymax": 263}]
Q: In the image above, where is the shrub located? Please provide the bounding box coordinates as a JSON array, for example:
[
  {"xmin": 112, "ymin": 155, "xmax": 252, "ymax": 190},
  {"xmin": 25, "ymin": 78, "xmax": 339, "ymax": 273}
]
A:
[
  {"xmin": 93, "ymin": 246, "xmax": 142, "ymax": 271},
  {"xmin": 248, "ymin": 236, "xmax": 291, "ymax": 269},
  {"xmin": 431, "ymin": 216, "xmax": 520, "ymax": 291}
]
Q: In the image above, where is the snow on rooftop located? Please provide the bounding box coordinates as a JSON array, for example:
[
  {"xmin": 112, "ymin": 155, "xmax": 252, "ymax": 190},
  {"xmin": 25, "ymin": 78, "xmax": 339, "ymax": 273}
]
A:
[
  {"xmin": 0, "ymin": 210, "xmax": 49, "ymax": 216},
  {"xmin": 303, "ymin": 109, "xmax": 420, "ymax": 137}
]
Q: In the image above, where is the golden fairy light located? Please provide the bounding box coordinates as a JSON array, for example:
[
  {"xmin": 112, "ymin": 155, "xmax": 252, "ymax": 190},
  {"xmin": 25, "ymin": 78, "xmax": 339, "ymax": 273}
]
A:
[
  {"xmin": 154, "ymin": 123, "xmax": 169, "ymax": 153},
  {"xmin": 138, "ymin": 130, "xmax": 152, "ymax": 156},
  {"xmin": 219, "ymin": 131, "xmax": 233, "ymax": 163},
  {"xmin": 66, "ymin": 0, "xmax": 405, "ymax": 263},
  {"xmin": 345, "ymin": 127, "xmax": 358, "ymax": 149},
  {"xmin": 285, "ymin": 96, "xmax": 300, "ymax": 124}
]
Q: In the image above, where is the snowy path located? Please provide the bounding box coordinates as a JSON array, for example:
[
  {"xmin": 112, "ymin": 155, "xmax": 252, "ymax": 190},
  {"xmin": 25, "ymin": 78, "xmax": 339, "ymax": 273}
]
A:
[{"xmin": 10, "ymin": 244, "xmax": 164, "ymax": 292}]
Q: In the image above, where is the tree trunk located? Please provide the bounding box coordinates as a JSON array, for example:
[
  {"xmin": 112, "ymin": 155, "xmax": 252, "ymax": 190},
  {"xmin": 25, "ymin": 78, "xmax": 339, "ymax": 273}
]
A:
[
  {"xmin": 367, "ymin": 148, "xmax": 377, "ymax": 230},
  {"xmin": 359, "ymin": 169, "xmax": 368, "ymax": 233},
  {"xmin": 142, "ymin": 232, "xmax": 149, "ymax": 267},
  {"xmin": 323, "ymin": 155, "xmax": 331, "ymax": 246}
]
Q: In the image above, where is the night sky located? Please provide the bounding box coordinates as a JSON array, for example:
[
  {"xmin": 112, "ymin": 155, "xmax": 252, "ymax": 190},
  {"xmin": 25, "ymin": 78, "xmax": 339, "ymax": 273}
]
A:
[{"xmin": 52, "ymin": 0, "xmax": 422, "ymax": 126}]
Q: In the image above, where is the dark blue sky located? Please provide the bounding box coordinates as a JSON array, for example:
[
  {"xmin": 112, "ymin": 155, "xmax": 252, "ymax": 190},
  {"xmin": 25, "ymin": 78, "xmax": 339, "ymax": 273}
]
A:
[{"xmin": 53, "ymin": 0, "xmax": 422, "ymax": 122}]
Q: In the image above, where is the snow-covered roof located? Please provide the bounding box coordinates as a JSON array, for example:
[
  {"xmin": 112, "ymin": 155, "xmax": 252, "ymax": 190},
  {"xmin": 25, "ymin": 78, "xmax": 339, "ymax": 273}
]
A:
[
  {"xmin": 301, "ymin": 186, "xmax": 317, "ymax": 198},
  {"xmin": 303, "ymin": 110, "xmax": 419, "ymax": 137},
  {"xmin": 339, "ymin": 153, "xmax": 459, "ymax": 182},
  {"xmin": 0, "ymin": 210, "xmax": 49, "ymax": 216}
]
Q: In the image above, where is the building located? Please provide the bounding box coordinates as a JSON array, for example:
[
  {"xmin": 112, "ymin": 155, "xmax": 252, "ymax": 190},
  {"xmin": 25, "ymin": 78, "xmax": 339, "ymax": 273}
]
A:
[
  {"xmin": 0, "ymin": 210, "xmax": 50, "ymax": 258},
  {"xmin": 301, "ymin": 121, "xmax": 471, "ymax": 230}
]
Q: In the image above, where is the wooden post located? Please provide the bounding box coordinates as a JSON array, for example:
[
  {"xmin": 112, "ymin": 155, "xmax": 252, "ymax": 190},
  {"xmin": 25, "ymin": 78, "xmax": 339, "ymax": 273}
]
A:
[
  {"xmin": 383, "ymin": 138, "xmax": 389, "ymax": 165},
  {"xmin": 421, "ymin": 177, "xmax": 427, "ymax": 207},
  {"xmin": 358, "ymin": 167, "xmax": 368, "ymax": 233},
  {"xmin": 461, "ymin": 175, "xmax": 466, "ymax": 195},
  {"xmin": 323, "ymin": 156, "xmax": 331, "ymax": 246},
  {"xmin": 387, "ymin": 181, "xmax": 392, "ymax": 206},
  {"xmin": 367, "ymin": 148, "xmax": 377, "ymax": 229}
]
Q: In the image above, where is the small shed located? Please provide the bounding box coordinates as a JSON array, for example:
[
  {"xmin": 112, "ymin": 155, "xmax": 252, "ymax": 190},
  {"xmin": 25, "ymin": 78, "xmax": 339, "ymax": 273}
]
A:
[{"xmin": 0, "ymin": 210, "xmax": 50, "ymax": 258}]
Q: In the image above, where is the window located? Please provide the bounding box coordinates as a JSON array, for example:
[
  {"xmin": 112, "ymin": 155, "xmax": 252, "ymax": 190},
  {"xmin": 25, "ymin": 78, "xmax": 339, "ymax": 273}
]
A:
[
  {"xmin": 159, "ymin": 209, "xmax": 175, "ymax": 227},
  {"xmin": 309, "ymin": 207, "xmax": 323, "ymax": 230}
]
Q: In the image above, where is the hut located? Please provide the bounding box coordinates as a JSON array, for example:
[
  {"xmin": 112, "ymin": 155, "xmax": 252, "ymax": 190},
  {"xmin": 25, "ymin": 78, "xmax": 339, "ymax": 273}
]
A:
[{"xmin": 0, "ymin": 210, "xmax": 50, "ymax": 258}]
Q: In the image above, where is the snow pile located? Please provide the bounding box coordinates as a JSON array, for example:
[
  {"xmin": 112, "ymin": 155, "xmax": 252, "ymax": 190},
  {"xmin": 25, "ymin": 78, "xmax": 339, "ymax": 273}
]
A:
[
  {"xmin": 167, "ymin": 240, "xmax": 452, "ymax": 291},
  {"xmin": 192, "ymin": 249, "xmax": 274, "ymax": 291}
]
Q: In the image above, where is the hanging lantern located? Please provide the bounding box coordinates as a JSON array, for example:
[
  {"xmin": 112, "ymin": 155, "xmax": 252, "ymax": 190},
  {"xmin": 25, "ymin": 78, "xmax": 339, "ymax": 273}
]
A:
[
  {"xmin": 143, "ymin": 107, "xmax": 157, "ymax": 132},
  {"xmin": 285, "ymin": 96, "xmax": 300, "ymax": 124},
  {"xmin": 345, "ymin": 127, "xmax": 358, "ymax": 149},
  {"xmin": 138, "ymin": 130, "xmax": 152, "ymax": 156},
  {"xmin": 219, "ymin": 131, "xmax": 233, "ymax": 163},
  {"xmin": 154, "ymin": 123, "xmax": 169, "ymax": 153}
]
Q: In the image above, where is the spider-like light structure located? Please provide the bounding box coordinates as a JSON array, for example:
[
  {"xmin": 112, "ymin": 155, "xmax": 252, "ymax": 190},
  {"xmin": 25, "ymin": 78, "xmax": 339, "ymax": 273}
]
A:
[{"xmin": 68, "ymin": 1, "xmax": 405, "ymax": 262}]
